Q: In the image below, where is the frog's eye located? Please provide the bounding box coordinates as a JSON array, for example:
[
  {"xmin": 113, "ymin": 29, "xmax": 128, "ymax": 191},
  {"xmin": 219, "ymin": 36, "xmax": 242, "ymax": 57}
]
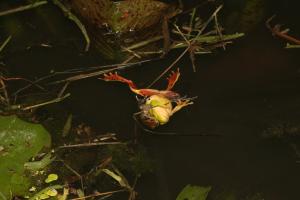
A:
[{"xmin": 145, "ymin": 97, "xmax": 151, "ymax": 103}]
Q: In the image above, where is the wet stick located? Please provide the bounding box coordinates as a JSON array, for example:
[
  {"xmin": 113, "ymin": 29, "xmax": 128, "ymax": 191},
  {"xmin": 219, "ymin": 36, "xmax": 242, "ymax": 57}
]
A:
[
  {"xmin": 21, "ymin": 93, "xmax": 70, "ymax": 111},
  {"xmin": 0, "ymin": 36, "xmax": 11, "ymax": 53},
  {"xmin": 0, "ymin": 1, "xmax": 47, "ymax": 17},
  {"xmin": 52, "ymin": 0, "xmax": 90, "ymax": 51},
  {"xmin": 68, "ymin": 189, "xmax": 126, "ymax": 200},
  {"xmin": 266, "ymin": 15, "xmax": 300, "ymax": 45},
  {"xmin": 58, "ymin": 141, "xmax": 124, "ymax": 149}
]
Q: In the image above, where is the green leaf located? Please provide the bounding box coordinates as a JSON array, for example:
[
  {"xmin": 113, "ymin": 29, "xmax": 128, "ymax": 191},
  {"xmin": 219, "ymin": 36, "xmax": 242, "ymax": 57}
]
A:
[
  {"xmin": 29, "ymin": 185, "xmax": 63, "ymax": 200},
  {"xmin": 24, "ymin": 153, "xmax": 55, "ymax": 171},
  {"xmin": 0, "ymin": 115, "xmax": 51, "ymax": 199},
  {"xmin": 45, "ymin": 174, "xmax": 58, "ymax": 183},
  {"xmin": 102, "ymin": 168, "xmax": 127, "ymax": 188},
  {"xmin": 176, "ymin": 185, "xmax": 211, "ymax": 200}
]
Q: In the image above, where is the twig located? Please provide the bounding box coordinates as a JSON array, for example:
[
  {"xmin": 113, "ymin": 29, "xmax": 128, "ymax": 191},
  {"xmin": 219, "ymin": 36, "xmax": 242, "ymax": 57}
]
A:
[
  {"xmin": 68, "ymin": 190, "xmax": 126, "ymax": 200},
  {"xmin": 58, "ymin": 159, "xmax": 84, "ymax": 190},
  {"xmin": 147, "ymin": 5, "xmax": 227, "ymax": 86},
  {"xmin": 21, "ymin": 93, "xmax": 70, "ymax": 111},
  {"xmin": 214, "ymin": 14, "xmax": 225, "ymax": 49},
  {"xmin": 172, "ymin": 33, "xmax": 244, "ymax": 49},
  {"xmin": 173, "ymin": 24, "xmax": 190, "ymax": 44},
  {"xmin": 51, "ymin": 67, "xmax": 118, "ymax": 84},
  {"xmin": 58, "ymin": 142, "xmax": 124, "ymax": 149},
  {"xmin": 122, "ymin": 47, "xmax": 142, "ymax": 59},
  {"xmin": 0, "ymin": 78, "xmax": 10, "ymax": 105},
  {"xmin": 0, "ymin": 1, "xmax": 47, "ymax": 17},
  {"xmin": 266, "ymin": 15, "xmax": 300, "ymax": 45},
  {"xmin": 58, "ymin": 82, "xmax": 69, "ymax": 98},
  {"xmin": 1, "ymin": 76, "xmax": 46, "ymax": 93},
  {"xmin": 52, "ymin": 0, "xmax": 90, "ymax": 51},
  {"xmin": 162, "ymin": 16, "xmax": 171, "ymax": 55},
  {"xmin": 123, "ymin": 36, "xmax": 163, "ymax": 51},
  {"xmin": 12, "ymin": 61, "xmax": 144, "ymax": 95},
  {"xmin": 188, "ymin": 8, "xmax": 197, "ymax": 40},
  {"xmin": 128, "ymin": 174, "xmax": 139, "ymax": 200},
  {"xmin": 50, "ymin": 58, "xmax": 157, "ymax": 84},
  {"xmin": 0, "ymin": 36, "xmax": 11, "ymax": 53},
  {"xmin": 194, "ymin": 5, "xmax": 223, "ymax": 39},
  {"xmin": 12, "ymin": 73, "xmax": 57, "ymax": 97},
  {"xmin": 147, "ymin": 47, "xmax": 189, "ymax": 88},
  {"xmin": 86, "ymin": 156, "xmax": 112, "ymax": 177},
  {"xmin": 136, "ymin": 50, "xmax": 164, "ymax": 55}
]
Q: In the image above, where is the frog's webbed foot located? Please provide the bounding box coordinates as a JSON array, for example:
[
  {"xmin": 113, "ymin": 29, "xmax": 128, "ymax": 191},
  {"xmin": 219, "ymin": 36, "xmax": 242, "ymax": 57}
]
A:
[
  {"xmin": 166, "ymin": 68, "xmax": 180, "ymax": 91},
  {"xmin": 101, "ymin": 72, "xmax": 138, "ymax": 90},
  {"xmin": 171, "ymin": 99, "xmax": 193, "ymax": 115}
]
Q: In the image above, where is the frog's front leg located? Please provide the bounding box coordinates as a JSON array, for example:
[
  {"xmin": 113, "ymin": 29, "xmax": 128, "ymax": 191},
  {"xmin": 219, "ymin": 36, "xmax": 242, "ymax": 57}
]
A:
[{"xmin": 171, "ymin": 99, "xmax": 193, "ymax": 115}]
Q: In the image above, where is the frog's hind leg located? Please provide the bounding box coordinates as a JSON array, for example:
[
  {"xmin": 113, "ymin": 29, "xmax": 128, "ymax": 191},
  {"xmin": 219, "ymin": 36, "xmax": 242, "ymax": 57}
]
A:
[
  {"xmin": 102, "ymin": 72, "xmax": 140, "ymax": 94},
  {"xmin": 166, "ymin": 68, "xmax": 180, "ymax": 91}
]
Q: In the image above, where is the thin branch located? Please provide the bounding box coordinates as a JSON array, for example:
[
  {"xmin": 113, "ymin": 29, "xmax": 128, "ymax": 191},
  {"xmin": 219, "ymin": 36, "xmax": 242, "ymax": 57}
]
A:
[
  {"xmin": 68, "ymin": 189, "xmax": 126, "ymax": 200},
  {"xmin": 12, "ymin": 60, "xmax": 154, "ymax": 95},
  {"xmin": 0, "ymin": 1, "xmax": 47, "ymax": 17},
  {"xmin": 188, "ymin": 8, "xmax": 197, "ymax": 40},
  {"xmin": 52, "ymin": 0, "xmax": 90, "ymax": 51},
  {"xmin": 0, "ymin": 78, "xmax": 10, "ymax": 105},
  {"xmin": 147, "ymin": 47, "xmax": 189, "ymax": 88},
  {"xmin": 214, "ymin": 14, "xmax": 225, "ymax": 49},
  {"xmin": 0, "ymin": 36, "xmax": 11, "ymax": 53},
  {"xmin": 58, "ymin": 82, "xmax": 69, "ymax": 98},
  {"xmin": 21, "ymin": 93, "xmax": 70, "ymax": 111},
  {"xmin": 266, "ymin": 15, "xmax": 300, "ymax": 45},
  {"xmin": 50, "ymin": 58, "xmax": 157, "ymax": 84},
  {"xmin": 194, "ymin": 5, "xmax": 223, "ymax": 39},
  {"xmin": 58, "ymin": 142, "xmax": 124, "ymax": 149},
  {"xmin": 122, "ymin": 47, "xmax": 142, "ymax": 59},
  {"xmin": 123, "ymin": 36, "xmax": 163, "ymax": 51},
  {"xmin": 162, "ymin": 15, "xmax": 171, "ymax": 54},
  {"xmin": 58, "ymin": 159, "xmax": 84, "ymax": 190}
]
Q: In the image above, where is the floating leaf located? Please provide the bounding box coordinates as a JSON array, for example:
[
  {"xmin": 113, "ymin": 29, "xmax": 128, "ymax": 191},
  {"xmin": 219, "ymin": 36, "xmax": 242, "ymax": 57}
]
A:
[
  {"xmin": 40, "ymin": 193, "xmax": 50, "ymax": 199},
  {"xmin": 29, "ymin": 185, "xmax": 63, "ymax": 200},
  {"xmin": 45, "ymin": 174, "xmax": 58, "ymax": 183},
  {"xmin": 176, "ymin": 185, "xmax": 211, "ymax": 200},
  {"xmin": 24, "ymin": 153, "xmax": 55, "ymax": 171},
  {"xmin": 0, "ymin": 115, "xmax": 51, "ymax": 199},
  {"xmin": 45, "ymin": 188, "xmax": 58, "ymax": 197}
]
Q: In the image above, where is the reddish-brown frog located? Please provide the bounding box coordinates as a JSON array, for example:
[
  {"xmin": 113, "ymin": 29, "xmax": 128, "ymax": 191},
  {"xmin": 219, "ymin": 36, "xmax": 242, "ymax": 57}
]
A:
[{"xmin": 102, "ymin": 69, "xmax": 194, "ymax": 129}]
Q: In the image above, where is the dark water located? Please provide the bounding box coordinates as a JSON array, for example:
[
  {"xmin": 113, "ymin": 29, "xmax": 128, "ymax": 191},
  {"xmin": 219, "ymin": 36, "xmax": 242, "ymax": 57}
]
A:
[{"xmin": 1, "ymin": 0, "xmax": 300, "ymax": 199}]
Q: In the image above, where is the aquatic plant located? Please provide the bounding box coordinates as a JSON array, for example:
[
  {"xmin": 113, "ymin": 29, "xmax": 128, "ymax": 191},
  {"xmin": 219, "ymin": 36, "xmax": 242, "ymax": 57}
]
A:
[
  {"xmin": 0, "ymin": 115, "xmax": 51, "ymax": 198},
  {"xmin": 176, "ymin": 185, "xmax": 211, "ymax": 200}
]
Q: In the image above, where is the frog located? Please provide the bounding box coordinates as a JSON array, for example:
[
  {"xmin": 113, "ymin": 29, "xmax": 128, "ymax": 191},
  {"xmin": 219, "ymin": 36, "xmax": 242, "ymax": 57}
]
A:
[{"xmin": 102, "ymin": 69, "xmax": 194, "ymax": 129}]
